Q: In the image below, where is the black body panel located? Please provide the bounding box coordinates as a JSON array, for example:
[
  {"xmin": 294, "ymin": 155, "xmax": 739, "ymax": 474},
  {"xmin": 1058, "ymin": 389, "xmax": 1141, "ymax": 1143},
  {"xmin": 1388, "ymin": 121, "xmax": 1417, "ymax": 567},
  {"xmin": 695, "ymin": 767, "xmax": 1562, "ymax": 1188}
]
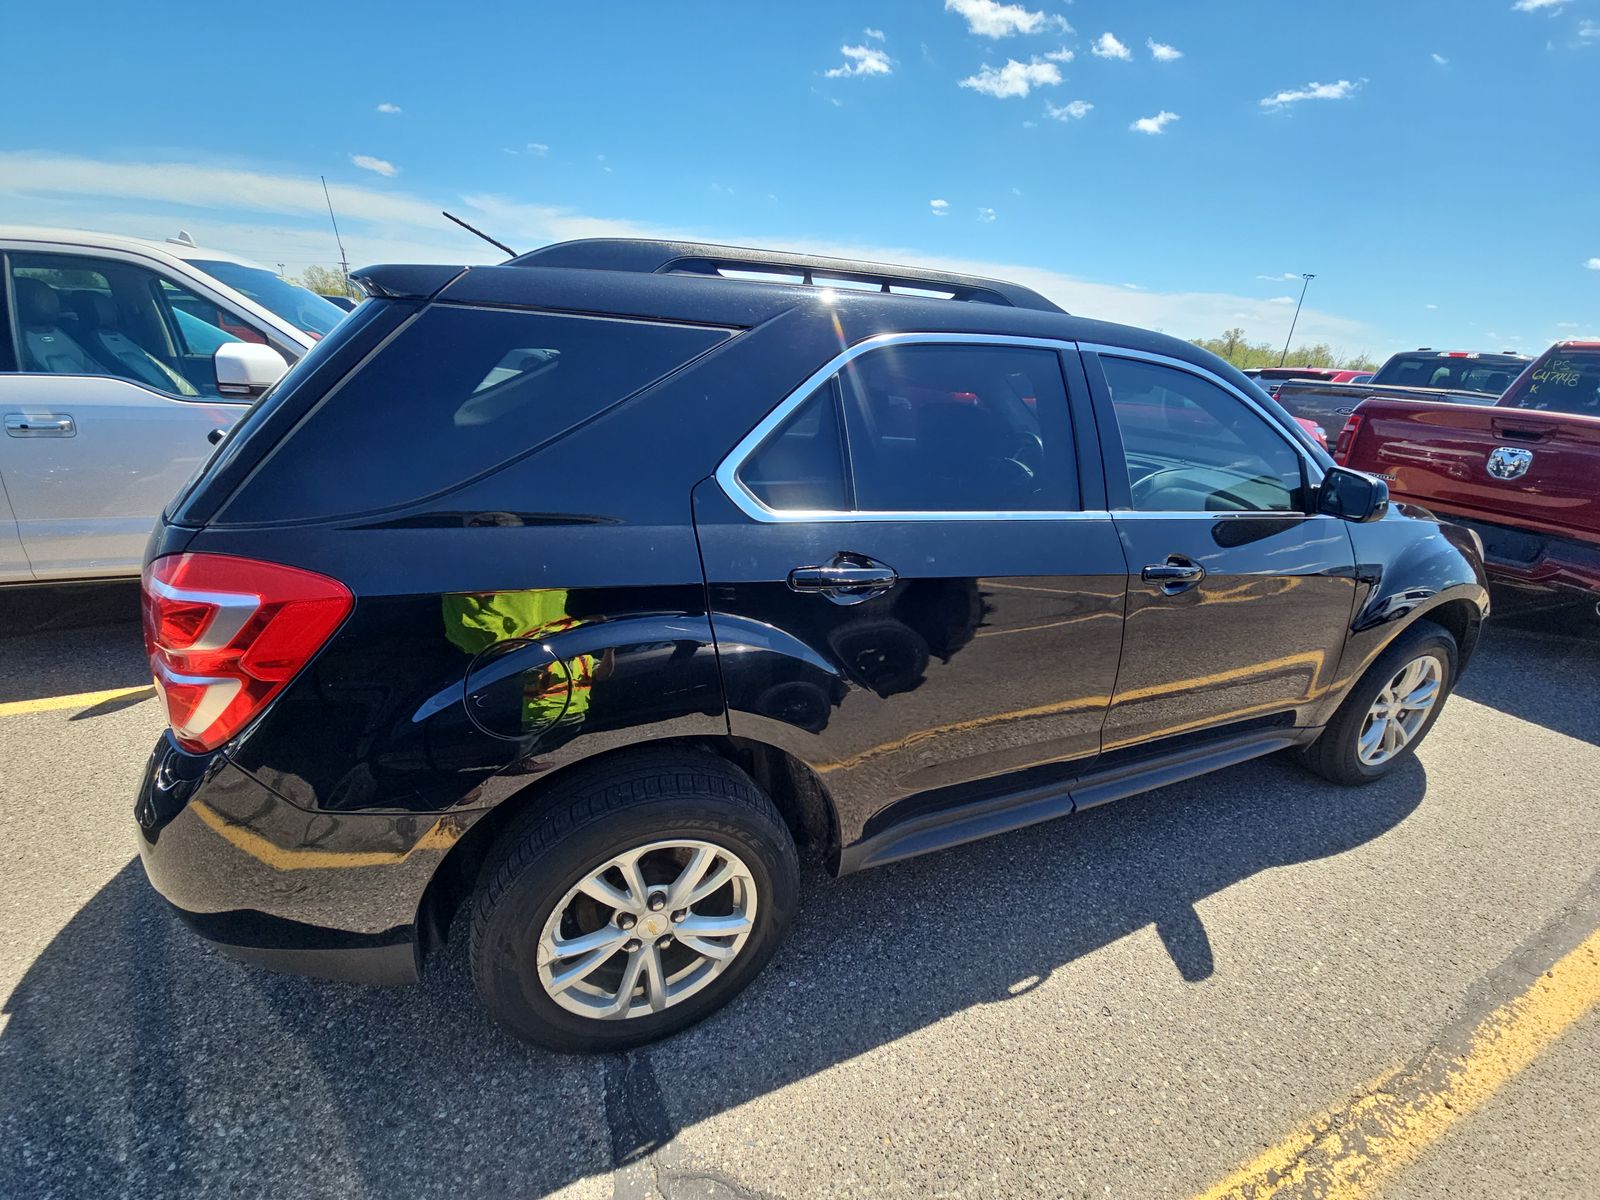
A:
[{"xmin": 695, "ymin": 482, "xmax": 1128, "ymax": 849}]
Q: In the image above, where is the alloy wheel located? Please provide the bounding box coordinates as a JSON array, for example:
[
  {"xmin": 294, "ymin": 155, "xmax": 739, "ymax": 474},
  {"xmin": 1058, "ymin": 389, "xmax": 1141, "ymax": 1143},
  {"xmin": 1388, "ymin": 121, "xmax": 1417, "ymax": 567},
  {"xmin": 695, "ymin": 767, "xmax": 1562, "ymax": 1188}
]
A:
[
  {"xmin": 1356, "ymin": 655, "xmax": 1443, "ymax": 767},
  {"xmin": 536, "ymin": 839, "xmax": 758, "ymax": 1019}
]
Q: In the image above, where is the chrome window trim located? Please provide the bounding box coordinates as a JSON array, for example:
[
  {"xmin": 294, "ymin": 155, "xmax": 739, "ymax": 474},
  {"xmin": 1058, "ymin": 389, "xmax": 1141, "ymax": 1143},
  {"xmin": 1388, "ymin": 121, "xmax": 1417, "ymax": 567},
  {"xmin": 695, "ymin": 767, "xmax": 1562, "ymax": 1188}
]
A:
[
  {"xmin": 1079, "ymin": 342, "xmax": 1326, "ymax": 482},
  {"xmin": 714, "ymin": 331, "xmax": 1100, "ymax": 524}
]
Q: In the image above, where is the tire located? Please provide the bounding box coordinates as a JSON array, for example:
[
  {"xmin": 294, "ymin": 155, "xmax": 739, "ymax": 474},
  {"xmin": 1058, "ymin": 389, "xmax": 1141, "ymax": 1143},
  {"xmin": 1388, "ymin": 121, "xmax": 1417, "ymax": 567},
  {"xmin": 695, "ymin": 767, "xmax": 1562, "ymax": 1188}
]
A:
[
  {"xmin": 469, "ymin": 748, "xmax": 800, "ymax": 1052},
  {"xmin": 1298, "ymin": 620, "xmax": 1458, "ymax": 786}
]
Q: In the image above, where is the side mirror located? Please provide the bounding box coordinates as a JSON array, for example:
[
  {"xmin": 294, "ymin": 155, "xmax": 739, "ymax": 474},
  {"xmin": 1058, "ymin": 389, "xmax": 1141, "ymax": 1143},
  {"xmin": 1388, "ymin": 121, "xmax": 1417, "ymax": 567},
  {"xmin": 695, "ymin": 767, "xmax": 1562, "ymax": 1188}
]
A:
[
  {"xmin": 214, "ymin": 342, "xmax": 288, "ymax": 400},
  {"xmin": 1318, "ymin": 466, "xmax": 1389, "ymax": 523}
]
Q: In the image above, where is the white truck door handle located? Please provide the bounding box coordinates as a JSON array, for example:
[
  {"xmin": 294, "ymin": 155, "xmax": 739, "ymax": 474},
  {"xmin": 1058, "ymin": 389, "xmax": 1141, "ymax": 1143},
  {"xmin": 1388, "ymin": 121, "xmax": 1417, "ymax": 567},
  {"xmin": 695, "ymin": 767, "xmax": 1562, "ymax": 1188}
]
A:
[{"xmin": 5, "ymin": 413, "xmax": 76, "ymax": 437}]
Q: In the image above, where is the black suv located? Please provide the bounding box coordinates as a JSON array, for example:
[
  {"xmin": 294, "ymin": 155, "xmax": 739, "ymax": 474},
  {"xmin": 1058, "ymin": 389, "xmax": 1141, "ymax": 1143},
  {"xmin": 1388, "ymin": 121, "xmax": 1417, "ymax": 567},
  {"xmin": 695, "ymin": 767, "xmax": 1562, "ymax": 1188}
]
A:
[{"xmin": 136, "ymin": 240, "xmax": 1488, "ymax": 1050}]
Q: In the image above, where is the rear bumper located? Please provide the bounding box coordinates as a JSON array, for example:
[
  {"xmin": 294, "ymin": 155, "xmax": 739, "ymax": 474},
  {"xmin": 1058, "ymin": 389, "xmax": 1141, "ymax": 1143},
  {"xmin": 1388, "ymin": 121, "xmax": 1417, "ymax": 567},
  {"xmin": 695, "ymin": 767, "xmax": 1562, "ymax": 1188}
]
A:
[
  {"xmin": 134, "ymin": 733, "xmax": 482, "ymax": 985},
  {"xmin": 1442, "ymin": 516, "xmax": 1600, "ymax": 605}
]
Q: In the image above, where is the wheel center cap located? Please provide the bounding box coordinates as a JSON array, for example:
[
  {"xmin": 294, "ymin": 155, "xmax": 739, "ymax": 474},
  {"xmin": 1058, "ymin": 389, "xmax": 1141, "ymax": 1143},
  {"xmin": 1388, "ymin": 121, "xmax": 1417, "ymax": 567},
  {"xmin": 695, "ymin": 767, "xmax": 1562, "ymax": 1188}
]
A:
[{"xmin": 640, "ymin": 915, "xmax": 667, "ymax": 938}]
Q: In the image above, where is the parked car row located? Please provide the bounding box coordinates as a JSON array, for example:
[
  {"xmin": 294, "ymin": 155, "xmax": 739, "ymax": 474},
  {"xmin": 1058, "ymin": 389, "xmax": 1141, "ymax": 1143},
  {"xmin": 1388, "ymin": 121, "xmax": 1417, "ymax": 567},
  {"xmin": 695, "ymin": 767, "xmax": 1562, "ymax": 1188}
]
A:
[
  {"xmin": 1255, "ymin": 340, "xmax": 1598, "ymax": 617},
  {"xmin": 1331, "ymin": 341, "xmax": 1600, "ymax": 617},
  {"xmin": 1268, "ymin": 348, "xmax": 1531, "ymax": 436},
  {"xmin": 0, "ymin": 220, "xmax": 1572, "ymax": 1053}
]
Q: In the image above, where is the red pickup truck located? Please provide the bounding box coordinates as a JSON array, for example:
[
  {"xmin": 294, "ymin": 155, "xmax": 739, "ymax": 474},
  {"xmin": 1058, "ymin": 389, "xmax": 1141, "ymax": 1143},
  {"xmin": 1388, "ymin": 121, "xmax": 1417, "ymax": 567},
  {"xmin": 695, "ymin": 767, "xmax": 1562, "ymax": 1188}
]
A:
[{"xmin": 1336, "ymin": 341, "xmax": 1600, "ymax": 614}]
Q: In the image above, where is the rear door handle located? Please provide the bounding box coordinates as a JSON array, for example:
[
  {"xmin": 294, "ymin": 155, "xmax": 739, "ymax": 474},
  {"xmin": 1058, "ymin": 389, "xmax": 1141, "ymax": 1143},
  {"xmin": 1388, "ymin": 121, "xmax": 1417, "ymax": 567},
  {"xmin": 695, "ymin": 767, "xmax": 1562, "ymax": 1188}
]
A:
[
  {"xmin": 788, "ymin": 554, "xmax": 898, "ymax": 605},
  {"xmin": 5, "ymin": 413, "xmax": 76, "ymax": 437},
  {"xmin": 1141, "ymin": 556, "xmax": 1205, "ymax": 594}
]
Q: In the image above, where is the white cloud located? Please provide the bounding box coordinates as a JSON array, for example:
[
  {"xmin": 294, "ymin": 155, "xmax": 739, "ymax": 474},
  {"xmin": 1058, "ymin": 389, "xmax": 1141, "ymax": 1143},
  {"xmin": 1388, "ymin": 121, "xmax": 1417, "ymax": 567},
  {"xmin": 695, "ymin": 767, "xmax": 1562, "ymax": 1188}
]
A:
[
  {"xmin": 826, "ymin": 43, "xmax": 893, "ymax": 78},
  {"xmin": 1260, "ymin": 79, "xmax": 1361, "ymax": 108},
  {"xmin": 959, "ymin": 58, "xmax": 1063, "ymax": 98},
  {"xmin": 1512, "ymin": 0, "xmax": 1563, "ymax": 10},
  {"xmin": 977, "ymin": 207, "xmax": 997, "ymax": 222},
  {"xmin": 375, "ymin": 102, "xmax": 402, "ymax": 114},
  {"xmin": 1585, "ymin": 257, "xmax": 1600, "ymax": 270},
  {"xmin": 864, "ymin": 27, "xmax": 885, "ymax": 41},
  {"xmin": 528, "ymin": 143, "xmax": 549, "ymax": 155},
  {"xmin": 1431, "ymin": 52, "xmax": 1449, "ymax": 64},
  {"xmin": 350, "ymin": 154, "xmax": 397, "ymax": 177},
  {"xmin": 0, "ymin": 150, "xmax": 1384, "ymax": 354},
  {"xmin": 1148, "ymin": 39, "xmax": 1183, "ymax": 62},
  {"xmin": 1130, "ymin": 110, "xmax": 1179, "ymax": 134},
  {"xmin": 1426, "ymin": 304, "xmax": 1439, "ymax": 309},
  {"xmin": 944, "ymin": 0, "xmax": 1068, "ymax": 38},
  {"xmin": 1043, "ymin": 47, "xmax": 1074, "ymax": 63},
  {"xmin": 1045, "ymin": 99, "xmax": 1093, "ymax": 121},
  {"xmin": 1257, "ymin": 272, "xmax": 1299, "ymax": 281},
  {"xmin": 1580, "ymin": 19, "xmax": 1600, "ymax": 37},
  {"xmin": 930, "ymin": 198, "xmax": 950, "ymax": 216},
  {"xmin": 1091, "ymin": 33, "xmax": 1131, "ymax": 61},
  {"xmin": 1268, "ymin": 296, "xmax": 1296, "ymax": 305}
]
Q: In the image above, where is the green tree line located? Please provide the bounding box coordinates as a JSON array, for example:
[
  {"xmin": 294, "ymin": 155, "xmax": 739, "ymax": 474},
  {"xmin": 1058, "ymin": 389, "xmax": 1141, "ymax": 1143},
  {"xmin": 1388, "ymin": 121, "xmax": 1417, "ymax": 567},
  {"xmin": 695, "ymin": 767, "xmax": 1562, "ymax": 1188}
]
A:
[
  {"xmin": 1192, "ymin": 327, "xmax": 1378, "ymax": 372},
  {"xmin": 285, "ymin": 264, "xmax": 361, "ymax": 298}
]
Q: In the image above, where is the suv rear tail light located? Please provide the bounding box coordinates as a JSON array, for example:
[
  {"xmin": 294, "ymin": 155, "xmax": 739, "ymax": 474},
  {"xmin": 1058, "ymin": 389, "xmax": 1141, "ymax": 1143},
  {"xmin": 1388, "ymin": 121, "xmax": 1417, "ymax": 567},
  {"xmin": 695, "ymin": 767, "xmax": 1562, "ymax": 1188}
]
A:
[
  {"xmin": 141, "ymin": 554, "xmax": 352, "ymax": 753},
  {"xmin": 1333, "ymin": 414, "xmax": 1363, "ymax": 463}
]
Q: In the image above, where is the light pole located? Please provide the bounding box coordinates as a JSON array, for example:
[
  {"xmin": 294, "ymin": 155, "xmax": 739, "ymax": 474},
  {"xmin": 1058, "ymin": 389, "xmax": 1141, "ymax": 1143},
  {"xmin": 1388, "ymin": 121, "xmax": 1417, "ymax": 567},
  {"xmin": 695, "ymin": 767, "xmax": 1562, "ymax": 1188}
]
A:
[{"xmin": 1279, "ymin": 273, "xmax": 1315, "ymax": 366}]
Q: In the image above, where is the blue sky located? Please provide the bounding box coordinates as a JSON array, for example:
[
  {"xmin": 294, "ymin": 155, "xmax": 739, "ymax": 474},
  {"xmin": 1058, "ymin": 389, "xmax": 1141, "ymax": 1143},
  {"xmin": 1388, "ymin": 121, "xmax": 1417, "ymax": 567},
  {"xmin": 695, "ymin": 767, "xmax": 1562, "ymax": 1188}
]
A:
[{"xmin": 3, "ymin": 0, "xmax": 1596, "ymax": 357}]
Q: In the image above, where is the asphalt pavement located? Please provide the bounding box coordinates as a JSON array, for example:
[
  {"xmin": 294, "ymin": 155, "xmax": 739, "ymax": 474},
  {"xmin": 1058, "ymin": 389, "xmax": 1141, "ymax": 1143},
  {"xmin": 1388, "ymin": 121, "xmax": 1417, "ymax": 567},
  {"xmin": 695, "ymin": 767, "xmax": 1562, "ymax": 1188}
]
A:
[{"xmin": 0, "ymin": 583, "xmax": 1596, "ymax": 1199}]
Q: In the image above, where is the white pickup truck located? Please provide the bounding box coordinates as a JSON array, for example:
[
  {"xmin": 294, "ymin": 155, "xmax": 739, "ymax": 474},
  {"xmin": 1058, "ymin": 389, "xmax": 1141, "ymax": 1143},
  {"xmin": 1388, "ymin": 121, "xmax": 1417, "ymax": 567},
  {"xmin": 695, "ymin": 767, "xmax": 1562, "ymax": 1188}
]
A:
[{"xmin": 0, "ymin": 226, "xmax": 346, "ymax": 583}]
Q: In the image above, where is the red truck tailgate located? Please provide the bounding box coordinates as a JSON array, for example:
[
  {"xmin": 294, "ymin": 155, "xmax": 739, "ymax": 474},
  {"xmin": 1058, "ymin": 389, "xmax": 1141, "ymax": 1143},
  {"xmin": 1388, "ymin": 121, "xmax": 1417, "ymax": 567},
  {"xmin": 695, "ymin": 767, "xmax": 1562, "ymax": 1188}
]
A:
[{"xmin": 1346, "ymin": 403, "xmax": 1600, "ymax": 545}]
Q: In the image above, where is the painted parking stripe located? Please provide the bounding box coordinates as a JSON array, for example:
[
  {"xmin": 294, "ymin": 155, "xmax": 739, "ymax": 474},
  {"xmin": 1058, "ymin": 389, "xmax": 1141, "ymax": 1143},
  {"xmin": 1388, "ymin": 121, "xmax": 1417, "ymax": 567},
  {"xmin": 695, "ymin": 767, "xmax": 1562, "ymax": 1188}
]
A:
[
  {"xmin": 0, "ymin": 684, "xmax": 155, "ymax": 718},
  {"xmin": 1191, "ymin": 922, "xmax": 1600, "ymax": 1199}
]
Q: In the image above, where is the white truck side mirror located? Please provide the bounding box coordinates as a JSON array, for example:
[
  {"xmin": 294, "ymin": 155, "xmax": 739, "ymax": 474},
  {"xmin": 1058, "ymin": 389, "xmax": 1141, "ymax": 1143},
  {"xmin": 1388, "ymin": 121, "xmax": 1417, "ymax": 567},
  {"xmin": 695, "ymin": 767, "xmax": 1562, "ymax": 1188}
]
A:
[{"xmin": 214, "ymin": 342, "xmax": 289, "ymax": 399}]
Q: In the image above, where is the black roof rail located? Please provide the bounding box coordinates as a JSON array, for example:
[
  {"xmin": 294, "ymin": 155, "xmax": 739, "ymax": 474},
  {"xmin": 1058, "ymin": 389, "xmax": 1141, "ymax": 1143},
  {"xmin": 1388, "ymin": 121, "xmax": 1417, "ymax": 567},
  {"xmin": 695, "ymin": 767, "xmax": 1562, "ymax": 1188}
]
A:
[{"xmin": 507, "ymin": 238, "xmax": 1065, "ymax": 313}]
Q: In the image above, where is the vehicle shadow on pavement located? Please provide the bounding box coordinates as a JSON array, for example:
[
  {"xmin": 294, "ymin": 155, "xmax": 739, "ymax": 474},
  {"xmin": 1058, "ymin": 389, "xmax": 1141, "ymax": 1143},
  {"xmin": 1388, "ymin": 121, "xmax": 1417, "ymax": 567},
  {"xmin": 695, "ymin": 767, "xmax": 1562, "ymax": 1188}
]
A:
[
  {"xmin": 0, "ymin": 583, "xmax": 150, "ymax": 704},
  {"xmin": 0, "ymin": 754, "xmax": 1425, "ymax": 1199},
  {"xmin": 1455, "ymin": 618, "xmax": 1600, "ymax": 746}
]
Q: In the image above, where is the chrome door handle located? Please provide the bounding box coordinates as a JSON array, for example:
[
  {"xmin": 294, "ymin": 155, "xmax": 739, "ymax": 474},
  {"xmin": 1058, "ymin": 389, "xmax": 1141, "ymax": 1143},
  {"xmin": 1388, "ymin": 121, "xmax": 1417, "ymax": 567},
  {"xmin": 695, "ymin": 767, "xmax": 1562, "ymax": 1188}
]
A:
[
  {"xmin": 1141, "ymin": 556, "xmax": 1205, "ymax": 594},
  {"xmin": 788, "ymin": 554, "xmax": 898, "ymax": 605},
  {"xmin": 790, "ymin": 566, "xmax": 898, "ymax": 589},
  {"xmin": 5, "ymin": 413, "xmax": 76, "ymax": 437}
]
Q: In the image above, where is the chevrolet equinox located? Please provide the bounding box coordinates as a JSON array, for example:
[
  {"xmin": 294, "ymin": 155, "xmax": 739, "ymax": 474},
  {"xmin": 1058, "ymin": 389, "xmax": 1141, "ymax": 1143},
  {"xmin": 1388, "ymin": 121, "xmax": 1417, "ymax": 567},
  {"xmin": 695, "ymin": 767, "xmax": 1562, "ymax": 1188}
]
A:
[{"xmin": 135, "ymin": 240, "xmax": 1489, "ymax": 1050}]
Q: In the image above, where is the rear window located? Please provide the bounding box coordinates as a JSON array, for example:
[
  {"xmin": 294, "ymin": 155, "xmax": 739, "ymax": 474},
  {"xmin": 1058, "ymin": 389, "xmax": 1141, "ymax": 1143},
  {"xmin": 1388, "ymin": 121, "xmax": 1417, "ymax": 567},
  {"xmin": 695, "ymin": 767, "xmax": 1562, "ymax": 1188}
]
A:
[
  {"xmin": 1501, "ymin": 349, "xmax": 1600, "ymax": 417},
  {"xmin": 219, "ymin": 305, "xmax": 728, "ymax": 523},
  {"xmin": 1372, "ymin": 354, "xmax": 1523, "ymax": 395}
]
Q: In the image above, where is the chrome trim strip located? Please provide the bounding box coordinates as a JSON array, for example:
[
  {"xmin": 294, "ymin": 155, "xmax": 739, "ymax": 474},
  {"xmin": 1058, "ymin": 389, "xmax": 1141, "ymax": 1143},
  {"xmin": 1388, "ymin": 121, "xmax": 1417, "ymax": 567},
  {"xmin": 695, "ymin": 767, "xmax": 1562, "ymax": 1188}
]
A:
[
  {"xmin": 145, "ymin": 576, "xmax": 260, "ymax": 652},
  {"xmin": 714, "ymin": 331, "xmax": 1088, "ymax": 524},
  {"xmin": 1110, "ymin": 510, "xmax": 1339, "ymax": 521},
  {"xmin": 151, "ymin": 664, "xmax": 242, "ymax": 739},
  {"xmin": 1077, "ymin": 342, "xmax": 1326, "ymax": 480}
]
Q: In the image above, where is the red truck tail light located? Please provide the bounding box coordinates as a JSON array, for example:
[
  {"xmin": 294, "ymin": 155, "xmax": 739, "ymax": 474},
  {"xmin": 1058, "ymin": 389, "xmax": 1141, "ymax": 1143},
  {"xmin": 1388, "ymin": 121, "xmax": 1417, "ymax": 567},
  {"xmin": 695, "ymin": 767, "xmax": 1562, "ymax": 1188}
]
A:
[
  {"xmin": 1332, "ymin": 414, "xmax": 1363, "ymax": 463},
  {"xmin": 141, "ymin": 554, "xmax": 353, "ymax": 753}
]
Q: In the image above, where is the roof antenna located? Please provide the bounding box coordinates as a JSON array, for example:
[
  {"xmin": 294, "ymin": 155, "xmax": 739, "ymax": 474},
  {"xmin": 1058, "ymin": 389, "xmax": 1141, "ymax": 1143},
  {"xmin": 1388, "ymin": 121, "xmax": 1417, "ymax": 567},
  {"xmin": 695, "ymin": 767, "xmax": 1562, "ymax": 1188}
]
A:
[
  {"xmin": 320, "ymin": 175, "xmax": 351, "ymax": 290},
  {"xmin": 443, "ymin": 211, "xmax": 517, "ymax": 258}
]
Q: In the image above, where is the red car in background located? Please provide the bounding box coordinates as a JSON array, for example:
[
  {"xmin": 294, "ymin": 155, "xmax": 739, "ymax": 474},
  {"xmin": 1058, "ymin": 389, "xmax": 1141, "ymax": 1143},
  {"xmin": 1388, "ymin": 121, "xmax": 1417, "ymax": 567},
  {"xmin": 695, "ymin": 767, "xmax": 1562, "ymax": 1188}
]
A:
[{"xmin": 1337, "ymin": 341, "xmax": 1600, "ymax": 616}]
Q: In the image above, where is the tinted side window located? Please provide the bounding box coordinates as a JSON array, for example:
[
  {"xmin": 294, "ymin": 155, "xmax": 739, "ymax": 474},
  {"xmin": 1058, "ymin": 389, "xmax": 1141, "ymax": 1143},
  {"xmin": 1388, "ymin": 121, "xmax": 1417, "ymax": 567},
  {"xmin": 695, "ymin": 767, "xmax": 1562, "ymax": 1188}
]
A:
[
  {"xmin": 1101, "ymin": 356, "xmax": 1306, "ymax": 513},
  {"xmin": 738, "ymin": 382, "xmax": 849, "ymax": 511},
  {"xmin": 1503, "ymin": 351, "xmax": 1600, "ymax": 416},
  {"xmin": 837, "ymin": 343, "xmax": 1076, "ymax": 512},
  {"xmin": 221, "ymin": 306, "xmax": 729, "ymax": 523}
]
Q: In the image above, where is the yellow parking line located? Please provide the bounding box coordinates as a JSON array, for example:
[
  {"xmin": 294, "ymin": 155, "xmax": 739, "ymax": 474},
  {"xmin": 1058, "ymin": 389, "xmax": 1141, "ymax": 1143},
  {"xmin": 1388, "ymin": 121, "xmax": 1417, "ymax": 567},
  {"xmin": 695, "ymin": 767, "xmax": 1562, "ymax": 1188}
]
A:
[
  {"xmin": 1191, "ymin": 925, "xmax": 1600, "ymax": 1200},
  {"xmin": 0, "ymin": 684, "xmax": 155, "ymax": 718}
]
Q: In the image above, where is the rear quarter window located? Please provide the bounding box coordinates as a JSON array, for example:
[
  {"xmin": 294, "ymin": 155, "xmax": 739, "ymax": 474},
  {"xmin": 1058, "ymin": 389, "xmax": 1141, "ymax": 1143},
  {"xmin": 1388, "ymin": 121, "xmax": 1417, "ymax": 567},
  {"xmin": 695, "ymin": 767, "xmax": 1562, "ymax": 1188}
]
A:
[
  {"xmin": 1501, "ymin": 350, "xmax": 1600, "ymax": 416},
  {"xmin": 219, "ymin": 305, "xmax": 729, "ymax": 523}
]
